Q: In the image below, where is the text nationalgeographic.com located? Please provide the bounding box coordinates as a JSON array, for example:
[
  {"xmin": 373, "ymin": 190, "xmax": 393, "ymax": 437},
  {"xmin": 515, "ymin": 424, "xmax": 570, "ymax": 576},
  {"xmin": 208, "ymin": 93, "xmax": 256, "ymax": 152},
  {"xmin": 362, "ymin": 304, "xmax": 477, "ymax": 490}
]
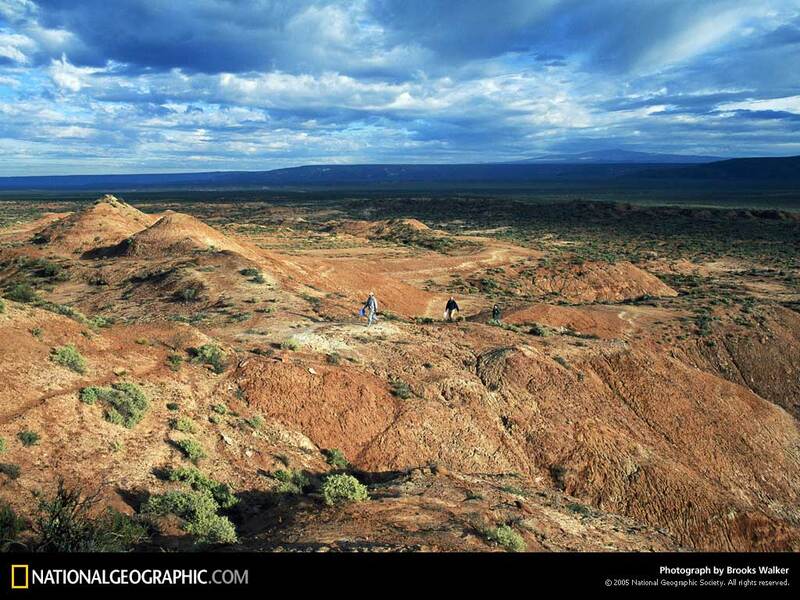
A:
[{"xmin": 12, "ymin": 566, "xmax": 248, "ymax": 587}]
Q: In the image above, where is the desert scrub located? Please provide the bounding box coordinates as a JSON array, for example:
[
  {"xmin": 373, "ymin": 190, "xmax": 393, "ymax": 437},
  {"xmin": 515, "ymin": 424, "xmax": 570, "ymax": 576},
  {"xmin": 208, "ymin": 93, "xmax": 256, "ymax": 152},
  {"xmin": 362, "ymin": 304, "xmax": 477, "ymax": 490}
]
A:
[
  {"xmin": 244, "ymin": 415, "xmax": 264, "ymax": 430},
  {"xmin": 166, "ymin": 353, "xmax": 183, "ymax": 371},
  {"xmin": 192, "ymin": 344, "xmax": 227, "ymax": 374},
  {"xmin": 0, "ymin": 502, "xmax": 26, "ymax": 551},
  {"xmin": 485, "ymin": 524, "xmax": 526, "ymax": 552},
  {"xmin": 0, "ymin": 298, "xmax": 4, "ymax": 313},
  {"xmin": 171, "ymin": 416, "xmax": 197, "ymax": 434},
  {"xmin": 81, "ymin": 383, "xmax": 149, "ymax": 428},
  {"xmin": 18, "ymin": 429, "xmax": 40, "ymax": 447},
  {"xmin": 389, "ymin": 378, "xmax": 412, "ymax": 399},
  {"xmin": 141, "ymin": 490, "xmax": 237, "ymax": 544},
  {"xmin": 0, "ymin": 437, "xmax": 5, "ymax": 453},
  {"xmin": 280, "ymin": 337, "xmax": 300, "ymax": 351},
  {"xmin": 273, "ymin": 469, "xmax": 310, "ymax": 495},
  {"xmin": 323, "ymin": 448, "xmax": 350, "ymax": 470},
  {"xmin": 4, "ymin": 282, "xmax": 38, "ymax": 303},
  {"xmin": 31, "ymin": 480, "xmax": 147, "ymax": 552},
  {"xmin": 166, "ymin": 466, "xmax": 238, "ymax": 509},
  {"xmin": 211, "ymin": 402, "xmax": 228, "ymax": 415},
  {"xmin": 175, "ymin": 438, "xmax": 206, "ymax": 463},
  {"xmin": 321, "ymin": 474, "xmax": 369, "ymax": 506},
  {"xmin": 51, "ymin": 344, "xmax": 87, "ymax": 374}
]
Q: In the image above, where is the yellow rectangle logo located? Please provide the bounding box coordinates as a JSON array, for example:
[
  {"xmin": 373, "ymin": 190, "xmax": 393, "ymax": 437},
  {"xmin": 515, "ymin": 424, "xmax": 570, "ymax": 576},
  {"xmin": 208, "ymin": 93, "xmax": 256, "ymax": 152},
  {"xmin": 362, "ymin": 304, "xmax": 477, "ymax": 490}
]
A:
[{"xmin": 11, "ymin": 564, "xmax": 29, "ymax": 589}]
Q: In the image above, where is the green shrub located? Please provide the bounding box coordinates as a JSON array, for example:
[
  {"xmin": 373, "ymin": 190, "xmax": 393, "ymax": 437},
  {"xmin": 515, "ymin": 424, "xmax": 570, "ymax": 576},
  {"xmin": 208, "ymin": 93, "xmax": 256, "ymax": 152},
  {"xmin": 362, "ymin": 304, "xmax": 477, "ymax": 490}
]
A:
[
  {"xmin": 0, "ymin": 502, "xmax": 26, "ymax": 550},
  {"xmin": 193, "ymin": 344, "xmax": 226, "ymax": 374},
  {"xmin": 321, "ymin": 474, "xmax": 368, "ymax": 506},
  {"xmin": 31, "ymin": 327, "xmax": 43, "ymax": 339},
  {"xmin": 0, "ymin": 463, "xmax": 21, "ymax": 479},
  {"xmin": 273, "ymin": 469, "xmax": 310, "ymax": 495},
  {"xmin": 5, "ymin": 282, "xmax": 38, "ymax": 303},
  {"xmin": 323, "ymin": 448, "xmax": 349, "ymax": 470},
  {"xmin": 239, "ymin": 268, "xmax": 259, "ymax": 277},
  {"xmin": 31, "ymin": 480, "xmax": 147, "ymax": 552},
  {"xmin": 89, "ymin": 383, "xmax": 150, "ymax": 429},
  {"xmin": 167, "ymin": 353, "xmax": 183, "ymax": 371},
  {"xmin": 245, "ymin": 415, "xmax": 264, "ymax": 430},
  {"xmin": 0, "ymin": 298, "xmax": 5, "ymax": 313},
  {"xmin": 390, "ymin": 378, "xmax": 412, "ymax": 399},
  {"xmin": 0, "ymin": 437, "xmax": 5, "ymax": 453},
  {"xmin": 280, "ymin": 337, "xmax": 300, "ymax": 351},
  {"xmin": 485, "ymin": 524, "xmax": 526, "ymax": 552},
  {"xmin": 171, "ymin": 416, "xmax": 197, "ymax": 434},
  {"xmin": 141, "ymin": 490, "xmax": 236, "ymax": 544},
  {"xmin": 175, "ymin": 438, "xmax": 205, "ymax": 463},
  {"xmin": 166, "ymin": 466, "xmax": 238, "ymax": 509},
  {"xmin": 211, "ymin": 403, "xmax": 228, "ymax": 415},
  {"xmin": 18, "ymin": 429, "xmax": 40, "ymax": 447},
  {"xmin": 51, "ymin": 344, "xmax": 87, "ymax": 374},
  {"xmin": 166, "ymin": 402, "xmax": 180, "ymax": 411}
]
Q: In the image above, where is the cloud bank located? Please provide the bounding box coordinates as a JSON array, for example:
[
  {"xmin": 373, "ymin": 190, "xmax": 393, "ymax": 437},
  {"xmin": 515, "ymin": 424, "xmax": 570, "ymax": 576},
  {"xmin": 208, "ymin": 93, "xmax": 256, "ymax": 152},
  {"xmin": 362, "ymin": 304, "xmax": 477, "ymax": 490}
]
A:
[{"xmin": 0, "ymin": 0, "xmax": 798, "ymax": 174}]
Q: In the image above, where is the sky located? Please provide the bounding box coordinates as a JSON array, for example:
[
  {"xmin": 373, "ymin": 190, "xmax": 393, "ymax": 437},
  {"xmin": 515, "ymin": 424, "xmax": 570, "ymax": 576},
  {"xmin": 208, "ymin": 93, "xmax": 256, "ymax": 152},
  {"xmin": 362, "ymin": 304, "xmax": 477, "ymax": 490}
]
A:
[{"xmin": 0, "ymin": 0, "xmax": 799, "ymax": 175}]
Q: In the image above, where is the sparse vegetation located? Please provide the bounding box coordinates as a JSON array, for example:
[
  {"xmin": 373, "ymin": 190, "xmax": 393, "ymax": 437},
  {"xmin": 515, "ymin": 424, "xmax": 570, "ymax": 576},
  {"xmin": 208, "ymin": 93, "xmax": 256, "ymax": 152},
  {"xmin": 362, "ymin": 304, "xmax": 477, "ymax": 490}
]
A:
[
  {"xmin": 0, "ymin": 463, "xmax": 21, "ymax": 480},
  {"xmin": 272, "ymin": 469, "xmax": 310, "ymax": 495},
  {"xmin": 323, "ymin": 448, "xmax": 350, "ymax": 470},
  {"xmin": 171, "ymin": 416, "xmax": 197, "ymax": 434},
  {"xmin": 280, "ymin": 337, "xmax": 300, "ymax": 351},
  {"xmin": 140, "ymin": 490, "xmax": 237, "ymax": 545},
  {"xmin": 165, "ymin": 466, "xmax": 238, "ymax": 509},
  {"xmin": 390, "ymin": 378, "xmax": 412, "ymax": 399},
  {"xmin": 167, "ymin": 353, "xmax": 183, "ymax": 371},
  {"xmin": 485, "ymin": 524, "xmax": 526, "ymax": 552},
  {"xmin": 4, "ymin": 282, "xmax": 38, "ymax": 303},
  {"xmin": 18, "ymin": 429, "xmax": 40, "ymax": 447},
  {"xmin": 192, "ymin": 344, "xmax": 227, "ymax": 374},
  {"xmin": 51, "ymin": 344, "xmax": 87, "ymax": 374},
  {"xmin": 321, "ymin": 474, "xmax": 369, "ymax": 506},
  {"xmin": 81, "ymin": 383, "xmax": 149, "ymax": 428},
  {"xmin": 175, "ymin": 438, "xmax": 206, "ymax": 463},
  {"xmin": 0, "ymin": 503, "xmax": 26, "ymax": 551},
  {"xmin": 31, "ymin": 480, "xmax": 147, "ymax": 552}
]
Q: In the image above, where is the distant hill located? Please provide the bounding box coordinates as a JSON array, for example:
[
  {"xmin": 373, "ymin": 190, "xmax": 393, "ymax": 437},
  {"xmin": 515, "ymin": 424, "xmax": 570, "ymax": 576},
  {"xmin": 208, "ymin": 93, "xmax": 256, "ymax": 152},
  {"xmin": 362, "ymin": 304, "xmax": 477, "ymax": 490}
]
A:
[
  {"xmin": 635, "ymin": 156, "xmax": 800, "ymax": 180},
  {"xmin": 0, "ymin": 155, "xmax": 797, "ymax": 191},
  {"xmin": 511, "ymin": 149, "xmax": 721, "ymax": 164}
]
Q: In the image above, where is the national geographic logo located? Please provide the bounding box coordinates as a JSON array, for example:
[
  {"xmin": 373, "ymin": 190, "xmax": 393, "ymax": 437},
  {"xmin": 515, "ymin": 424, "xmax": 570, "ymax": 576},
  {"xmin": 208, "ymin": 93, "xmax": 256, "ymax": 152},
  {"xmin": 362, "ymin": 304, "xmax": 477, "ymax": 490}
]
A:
[
  {"xmin": 7, "ymin": 565, "xmax": 247, "ymax": 588},
  {"xmin": 11, "ymin": 564, "xmax": 29, "ymax": 589}
]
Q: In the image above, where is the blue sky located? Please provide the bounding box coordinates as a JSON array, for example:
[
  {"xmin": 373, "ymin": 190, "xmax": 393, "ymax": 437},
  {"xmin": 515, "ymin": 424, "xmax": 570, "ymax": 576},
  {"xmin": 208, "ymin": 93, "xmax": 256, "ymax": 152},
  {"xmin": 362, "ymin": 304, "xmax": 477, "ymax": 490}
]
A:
[{"xmin": 0, "ymin": 0, "xmax": 798, "ymax": 175}]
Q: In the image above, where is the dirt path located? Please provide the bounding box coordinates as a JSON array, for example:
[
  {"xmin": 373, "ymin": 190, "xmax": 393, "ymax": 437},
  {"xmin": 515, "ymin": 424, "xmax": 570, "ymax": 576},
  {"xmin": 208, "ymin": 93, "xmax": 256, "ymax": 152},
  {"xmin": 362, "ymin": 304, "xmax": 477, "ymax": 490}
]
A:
[{"xmin": 0, "ymin": 361, "xmax": 164, "ymax": 425}]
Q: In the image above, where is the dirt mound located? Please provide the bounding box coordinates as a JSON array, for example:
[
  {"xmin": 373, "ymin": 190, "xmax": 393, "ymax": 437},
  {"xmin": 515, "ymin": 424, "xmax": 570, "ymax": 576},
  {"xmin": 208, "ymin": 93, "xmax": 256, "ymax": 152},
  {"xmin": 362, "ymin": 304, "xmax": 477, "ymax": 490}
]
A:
[
  {"xmin": 32, "ymin": 195, "xmax": 156, "ymax": 254},
  {"xmin": 531, "ymin": 261, "xmax": 677, "ymax": 303},
  {"xmin": 119, "ymin": 211, "xmax": 260, "ymax": 260},
  {"xmin": 504, "ymin": 304, "xmax": 630, "ymax": 338}
]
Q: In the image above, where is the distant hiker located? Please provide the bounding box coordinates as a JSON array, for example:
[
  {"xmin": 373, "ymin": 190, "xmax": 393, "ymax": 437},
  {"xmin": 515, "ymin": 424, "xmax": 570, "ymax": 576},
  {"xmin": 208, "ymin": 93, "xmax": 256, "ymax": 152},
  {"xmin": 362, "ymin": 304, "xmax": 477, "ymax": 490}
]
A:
[
  {"xmin": 444, "ymin": 296, "xmax": 460, "ymax": 322},
  {"xmin": 492, "ymin": 304, "xmax": 501, "ymax": 322},
  {"xmin": 363, "ymin": 292, "xmax": 378, "ymax": 327}
]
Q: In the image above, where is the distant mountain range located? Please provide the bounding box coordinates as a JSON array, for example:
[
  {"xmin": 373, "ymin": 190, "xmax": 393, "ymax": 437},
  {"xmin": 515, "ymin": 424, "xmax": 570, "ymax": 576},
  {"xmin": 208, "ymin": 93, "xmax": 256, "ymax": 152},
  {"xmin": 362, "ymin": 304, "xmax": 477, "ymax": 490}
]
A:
[
  {"xmin": 0, "ymin": 154, "xmax": 797, "ymax": 191},
  {"xmin": 510, "ymin": 149, "xmax": 722, "ymax": 164}
]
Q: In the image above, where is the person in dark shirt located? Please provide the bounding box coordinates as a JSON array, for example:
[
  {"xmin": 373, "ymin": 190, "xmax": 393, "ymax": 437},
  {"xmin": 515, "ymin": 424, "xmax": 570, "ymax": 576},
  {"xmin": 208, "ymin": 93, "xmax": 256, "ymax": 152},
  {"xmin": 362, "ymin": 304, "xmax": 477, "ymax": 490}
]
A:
[
  {"xmin": 444, "ymin": 296, "xmax": 460, "ymax": 322},
  {"xmin": 492, "ymin": 303, "xmax": 501, "ymax": 322}
]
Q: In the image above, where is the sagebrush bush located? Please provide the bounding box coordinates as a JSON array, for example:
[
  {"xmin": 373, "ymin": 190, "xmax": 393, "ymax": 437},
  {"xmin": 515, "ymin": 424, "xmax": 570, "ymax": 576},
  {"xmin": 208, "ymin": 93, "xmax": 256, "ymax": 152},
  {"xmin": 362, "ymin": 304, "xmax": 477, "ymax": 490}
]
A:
[
  {"xmin": 273, "ymin": 469, "xmax": 310, "ymax": 495},
  {"xmin": 51, "ymin": 344, "xmax": 87, "ymax": 374},
  {"xmin": 323, "ymin": 448, "xmax": 349, "ymax": 470},
  {"xmin": 193, "ymin": 344, "xmax": 226, "ymax": 374},
  {"xmin": 31, "ymin": 480, "xmax": 147, "ymax": 552},
  {"xmin": 82, "ymin": 383, "xmax": 149, "ymax": 428},
  {"xmin": 141, "ymin": 490, "xmax": 236, "ymax": 544},
  {"xmin": 166, "ymin": 466, "xmax": 238, "ymax": 509},
  {"xmin": 18, "ymin": 429, "xmax": 40, "ymax": 447},
  {"xmin": 485, "ymin": 524, "xmax": 526, "ymax": 552},
  {"xmin": 321, "ymin": 474, "xmax": 369, "ymax": 506},
  {"xmin": 175, "ymin": 438, "xmax": 206, "ymax": 463},
  {"xmin": 171, "ymin": 416, "xmax": 197, "ymax": 434}
]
